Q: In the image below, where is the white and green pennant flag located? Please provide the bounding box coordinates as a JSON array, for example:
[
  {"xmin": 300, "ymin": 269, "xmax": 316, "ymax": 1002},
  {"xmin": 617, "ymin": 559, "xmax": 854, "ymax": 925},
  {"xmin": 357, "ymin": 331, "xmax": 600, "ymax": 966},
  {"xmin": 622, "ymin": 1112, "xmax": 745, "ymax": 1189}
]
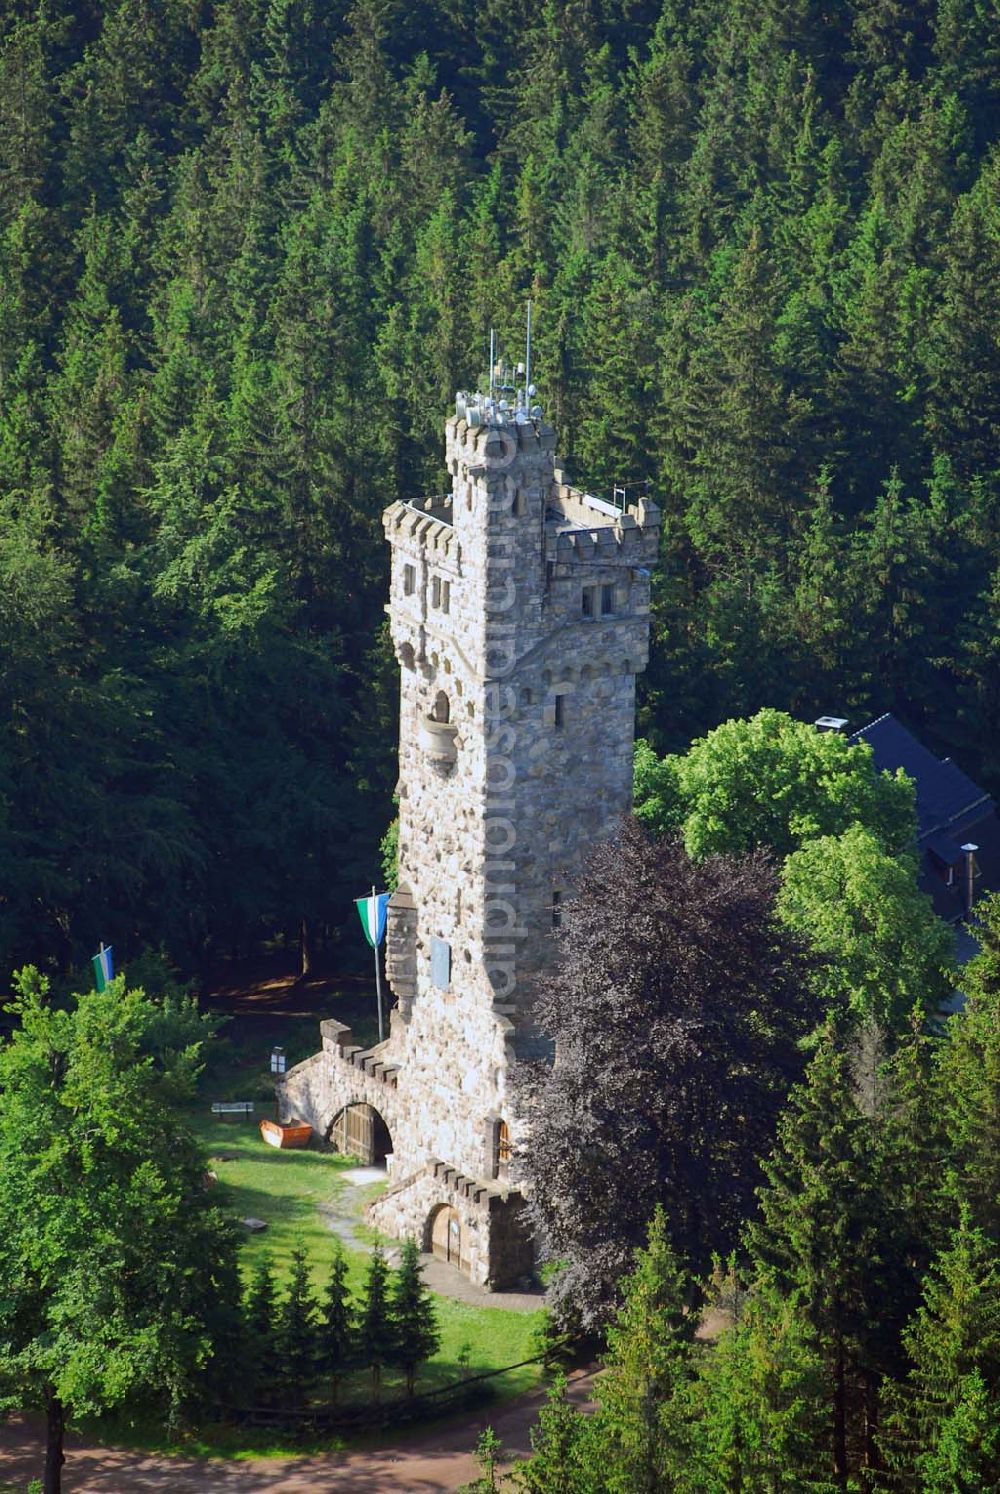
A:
[
  {"xmin": 355, "ymin": 892, "xmax": 391, "ymax": 949},
  {"xmin": 91, "ymin": 942, "xmax": 114, "ymax": 992}
]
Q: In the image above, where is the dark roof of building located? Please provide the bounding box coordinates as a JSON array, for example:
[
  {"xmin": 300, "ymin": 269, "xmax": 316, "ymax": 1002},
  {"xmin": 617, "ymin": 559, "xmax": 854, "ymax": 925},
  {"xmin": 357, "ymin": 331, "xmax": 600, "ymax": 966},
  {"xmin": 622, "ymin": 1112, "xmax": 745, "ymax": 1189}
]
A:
[
  {"xmin": 850, "ymin": 713, "xmax": 991, "ymax": 839},
  {"xmin": 848, "ymin": 713, "xmax": 999, "ymax": 924}
]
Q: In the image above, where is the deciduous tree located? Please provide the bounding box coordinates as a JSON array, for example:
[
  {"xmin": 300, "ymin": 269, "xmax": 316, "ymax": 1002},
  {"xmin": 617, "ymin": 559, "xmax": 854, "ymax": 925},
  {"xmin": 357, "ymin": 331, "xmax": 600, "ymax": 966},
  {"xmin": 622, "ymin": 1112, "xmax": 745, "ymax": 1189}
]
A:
[
  {"xmin": 634, "ymin": 710, "xmax": 915, "ymax": 862},
  {"xmin": 519, "ymin": 819, "xmax": 819, "ymax": 1331},
  {"xmin": 0, "ymin": 968, "xmax": 239, "ymax": 1494}
]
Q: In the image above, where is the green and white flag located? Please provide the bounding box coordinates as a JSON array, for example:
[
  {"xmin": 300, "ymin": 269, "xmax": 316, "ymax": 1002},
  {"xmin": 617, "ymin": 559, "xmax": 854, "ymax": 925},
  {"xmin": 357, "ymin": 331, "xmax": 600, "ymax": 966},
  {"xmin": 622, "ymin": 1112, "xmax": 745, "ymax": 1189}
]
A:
[
  {"xmin": 355, "ymin": 893, "xmax": 390, "ymax": 949},
  {"xmin": 91, "ymin": 943, "xmax": 114, "ymax": 992}
]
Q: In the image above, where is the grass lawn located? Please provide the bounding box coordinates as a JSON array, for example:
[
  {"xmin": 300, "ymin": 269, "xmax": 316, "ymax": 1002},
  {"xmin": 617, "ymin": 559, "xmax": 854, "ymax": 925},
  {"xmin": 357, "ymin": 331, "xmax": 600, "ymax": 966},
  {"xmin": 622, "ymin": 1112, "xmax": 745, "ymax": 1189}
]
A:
[
  {"xmin": 193, "ymin": 1112, "xmax": 543, "ymax": 1380},
  {"xmin": 83, "ymin": 989, "xmax": 546, "ymax": 1458},
  {"xmin": 83, "ymin": 1111, "xmax": 545, "ymax": 1457}
]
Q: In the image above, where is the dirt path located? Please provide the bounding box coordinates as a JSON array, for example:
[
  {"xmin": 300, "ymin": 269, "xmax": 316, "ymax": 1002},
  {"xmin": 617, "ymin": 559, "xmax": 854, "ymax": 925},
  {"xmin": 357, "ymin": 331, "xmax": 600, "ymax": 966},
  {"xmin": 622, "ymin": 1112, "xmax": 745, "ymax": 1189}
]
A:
[{"xmin": 0, "ymin": 1367, "xmax": 596, "ymax": 1492}]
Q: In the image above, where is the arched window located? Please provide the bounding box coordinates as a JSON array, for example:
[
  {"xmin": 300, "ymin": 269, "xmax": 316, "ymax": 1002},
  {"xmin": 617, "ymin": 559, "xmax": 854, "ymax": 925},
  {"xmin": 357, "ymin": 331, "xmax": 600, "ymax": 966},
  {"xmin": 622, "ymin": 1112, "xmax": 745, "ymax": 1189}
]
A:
[
  {"xmin": 432, "ymin": 690, "xmax": 450, "ymax": 723},
  {"xmin": 495, "ymin": 1118, "xmax": 512, "ymax": 1181}
]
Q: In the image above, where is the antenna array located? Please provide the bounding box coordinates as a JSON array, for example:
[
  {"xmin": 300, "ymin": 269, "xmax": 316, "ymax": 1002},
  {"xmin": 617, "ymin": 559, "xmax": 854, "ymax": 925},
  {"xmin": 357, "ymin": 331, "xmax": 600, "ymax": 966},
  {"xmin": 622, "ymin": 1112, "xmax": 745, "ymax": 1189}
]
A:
[{"xmin": 455, "ymin": 302, "xmax": 542, "ymax": 429}]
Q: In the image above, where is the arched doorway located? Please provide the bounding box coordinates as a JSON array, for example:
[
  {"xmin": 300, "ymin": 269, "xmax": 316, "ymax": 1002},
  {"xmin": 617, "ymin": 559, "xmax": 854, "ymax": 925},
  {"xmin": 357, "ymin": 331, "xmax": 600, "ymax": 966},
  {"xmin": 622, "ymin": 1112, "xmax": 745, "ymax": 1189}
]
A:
[
  {"xmin": 429, "ymin": 1204, "xmax": 463, "ymax": 1268},
  {"xmin": 328, "ymin": 1104, "xmax": 393, "ymax": 1167}
]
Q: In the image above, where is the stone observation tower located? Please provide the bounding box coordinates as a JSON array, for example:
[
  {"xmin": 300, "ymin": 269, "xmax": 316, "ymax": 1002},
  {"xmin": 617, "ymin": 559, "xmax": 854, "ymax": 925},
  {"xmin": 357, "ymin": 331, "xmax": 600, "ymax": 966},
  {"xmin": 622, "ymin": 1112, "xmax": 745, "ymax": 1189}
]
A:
[{"xmin": 280, "ymin": 352, "xmax": 659, "ymax": 1287}]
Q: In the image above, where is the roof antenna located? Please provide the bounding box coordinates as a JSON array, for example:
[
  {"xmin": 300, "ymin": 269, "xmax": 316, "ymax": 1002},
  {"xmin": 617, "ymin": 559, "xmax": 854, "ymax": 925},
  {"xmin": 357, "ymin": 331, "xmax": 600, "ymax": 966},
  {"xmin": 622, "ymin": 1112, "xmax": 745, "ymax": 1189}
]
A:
[
  {"xmin": 525, "ymin": 299, "xmax": 533, "ymax": 402},
  {"xmin": 489, "ymin": 327, "xmax": 496, "ymax": 404}
]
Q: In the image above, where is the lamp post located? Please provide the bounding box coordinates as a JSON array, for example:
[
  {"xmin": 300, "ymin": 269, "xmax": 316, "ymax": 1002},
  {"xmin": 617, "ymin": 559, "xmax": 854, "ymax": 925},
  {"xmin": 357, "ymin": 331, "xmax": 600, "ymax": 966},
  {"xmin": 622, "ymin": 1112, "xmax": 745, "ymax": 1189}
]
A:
[{"xmin": 961, "ymin": 843, "xmax": 979, "ymax": 917}]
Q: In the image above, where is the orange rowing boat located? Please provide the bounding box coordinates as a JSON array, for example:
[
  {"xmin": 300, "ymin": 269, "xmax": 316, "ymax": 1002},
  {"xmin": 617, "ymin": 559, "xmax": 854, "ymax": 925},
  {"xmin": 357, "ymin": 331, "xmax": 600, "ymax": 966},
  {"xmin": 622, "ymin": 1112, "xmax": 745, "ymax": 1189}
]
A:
[{"xmin": 260, "ymin": 1117, "xmax": 312, "ymax": 1149}]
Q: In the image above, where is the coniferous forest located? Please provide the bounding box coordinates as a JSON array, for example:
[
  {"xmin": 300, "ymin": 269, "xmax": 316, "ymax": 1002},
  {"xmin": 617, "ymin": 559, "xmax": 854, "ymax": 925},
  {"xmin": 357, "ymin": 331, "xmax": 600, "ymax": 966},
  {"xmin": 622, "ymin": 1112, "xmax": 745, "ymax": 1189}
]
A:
[{"xmin": 2, "ymin": 0, "xmax": 1000, "ymax": 979}]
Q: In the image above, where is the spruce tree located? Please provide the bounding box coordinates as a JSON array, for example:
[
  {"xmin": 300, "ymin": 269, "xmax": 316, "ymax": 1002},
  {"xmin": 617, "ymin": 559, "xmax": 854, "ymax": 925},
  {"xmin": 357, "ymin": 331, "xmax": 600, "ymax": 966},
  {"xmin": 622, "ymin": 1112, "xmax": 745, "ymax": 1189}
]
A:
[
  {"xmin": 389, "ymin": 1238, "xmax": 440, "ymax": 1397},
  {"xmin": 243, "ymin": 1254, "xmax": 281, "ymax": 1403},
  {"xmin": 881, "ymin": 1208, "xmax": 1000, "ymax": 1489},
  {"xmin": 936, "ymin": 892, "xmax": 1000, "ymax": 1241},
  {"xmin": 359, "ymin": 1245, "xmax": 394, "ymax": 1405},
  {"xmin": 510, "ymin": 1374, "xmax": 603, "ymax": 1494},
  {"xmin": 749, "ymin": 1033, "xmax": 883, "ymax": 1483},
  {"xmin": 276, "ymin": 1249, "xmax": 318, "ymax": 1400},
  {"xmin": 595, "ymin": 1206, "xmax": 697, "ymax": 1494},
  {"xmin": 318, "ymin": 1243, "xmax": 355, "ymax": 1404},
  {"xmin": 688, "ymin": 1286, "xmax": 837, "ymax": 1492}
]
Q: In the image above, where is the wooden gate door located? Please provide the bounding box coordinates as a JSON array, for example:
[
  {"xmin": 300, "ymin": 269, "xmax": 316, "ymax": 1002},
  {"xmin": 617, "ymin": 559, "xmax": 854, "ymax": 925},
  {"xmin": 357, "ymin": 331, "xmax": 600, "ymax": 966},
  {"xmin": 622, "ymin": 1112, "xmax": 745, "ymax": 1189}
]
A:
[
  {"xmin": 431, "ymin": 1205, "xmax": 462, "ymax": 1265},
  {"xmin": 332, "ymin": 1104, "xmax": 374, "ymax": 1161},
  {"xmin": 345, "ymin": 1104, "xmax": 373, "ymax": 1160}
]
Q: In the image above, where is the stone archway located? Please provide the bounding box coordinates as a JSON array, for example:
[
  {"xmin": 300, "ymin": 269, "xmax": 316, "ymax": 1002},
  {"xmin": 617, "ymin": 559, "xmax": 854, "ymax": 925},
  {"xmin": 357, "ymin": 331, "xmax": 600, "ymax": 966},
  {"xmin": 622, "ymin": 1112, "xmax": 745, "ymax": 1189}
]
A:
[
  {"xmin": 428, "ymin": 1203, "xmax": 465, "ymax": 1270},
  {"xmin": 327, "ymin": 1103, "xmax": 393, "ymax": 1167}
]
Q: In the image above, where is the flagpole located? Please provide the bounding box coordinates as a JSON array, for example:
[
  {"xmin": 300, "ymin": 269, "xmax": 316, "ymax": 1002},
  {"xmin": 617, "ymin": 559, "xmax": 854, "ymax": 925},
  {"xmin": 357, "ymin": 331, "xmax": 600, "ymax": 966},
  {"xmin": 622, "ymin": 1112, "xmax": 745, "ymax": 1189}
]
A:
[{"xmin": 372, "ymin": 884, "xmax": 385, "ymax": 1043}]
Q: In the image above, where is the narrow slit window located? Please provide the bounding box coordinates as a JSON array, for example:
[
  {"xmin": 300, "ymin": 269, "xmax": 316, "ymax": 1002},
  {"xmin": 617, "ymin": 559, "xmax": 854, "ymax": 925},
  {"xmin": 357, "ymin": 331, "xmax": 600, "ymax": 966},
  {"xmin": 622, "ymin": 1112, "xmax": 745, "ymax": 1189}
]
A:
[
  {"xmin": 601, "ymin": 583, "xmax": 615, "ymax": 615},
  {"xmin": 403, "ymin": 563, "xmax": 416, "ymax": 596},
  {"xmin": 431, "ymin": 575, "xmax": 441, "ymax": 608},
  {"xmin": 554, "ymin": 694, "xmax": 566, "ymax": 729},
  {"xmin": 441, "ymin": 580, "xmax": 451, "ymax": 614},
  {"xmin": 551, "ymin": 890, "xmax": 562, "ymax": 929},
  {"xmin": 497, "ymin": 1120, "xmax": 511, "ymax": 1180},
  {"xmin": 582, "ymin": 587, "xmax": 595, "ymax": 618}
]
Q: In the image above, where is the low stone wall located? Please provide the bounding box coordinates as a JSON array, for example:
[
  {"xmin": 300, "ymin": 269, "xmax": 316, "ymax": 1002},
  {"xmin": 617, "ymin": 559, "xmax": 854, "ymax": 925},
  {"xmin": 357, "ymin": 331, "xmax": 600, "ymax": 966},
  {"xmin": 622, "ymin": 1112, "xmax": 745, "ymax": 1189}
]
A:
[
  {"xmin": 279, "ymin": 1021, "xmax": 534, "ymax": 1290},
  {"xmin": 278, "ymin": 1020, "xmax": 403, "ymax": 1167},
  {"xmin": 370, "ymin": 1160, "xmax": 534, "ymax": 1290}
]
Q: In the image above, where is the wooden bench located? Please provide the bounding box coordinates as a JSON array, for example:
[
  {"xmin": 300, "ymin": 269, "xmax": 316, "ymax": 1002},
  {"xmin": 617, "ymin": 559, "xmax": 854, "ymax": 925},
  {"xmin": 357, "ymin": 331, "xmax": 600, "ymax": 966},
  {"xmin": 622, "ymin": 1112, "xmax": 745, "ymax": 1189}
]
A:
[{"xmin": 211, "ymin": 1101, "xmax": 255, "ymax": 1119}]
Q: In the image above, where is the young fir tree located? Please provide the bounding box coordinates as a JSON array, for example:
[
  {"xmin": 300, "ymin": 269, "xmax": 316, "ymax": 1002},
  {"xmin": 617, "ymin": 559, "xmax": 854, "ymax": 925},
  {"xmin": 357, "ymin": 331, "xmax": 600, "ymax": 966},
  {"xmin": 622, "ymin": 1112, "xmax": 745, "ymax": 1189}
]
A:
[
  {"xmin": 318, "ymin": 1242, "xmax": 355, "ymax": 1404},
  {"xmin": 881, "ymin": 1207, "xmax": 1000, "ymax": 1490},
  {"xmin": 594, "ymin": 1205, "xmax": 697, "ymax": 1494},
  {"xmin": 510, "ymin": 1373, "xmax": 603, "ymax": 1494},
  {"xmin": 276, "ymin": 1248, "xmax": 318, "ymax": 1400},
  {"xmin": 459, "ymin": 1426, "xmax": 508, "ymax": 1494},
  {"xmin": 389, "ymin": 1237, "xmax": 440, "ymax": 1397},
  {"xmin": 359, "ymin": 1245, "xmax": 394, "ymax": 1405},
  {"xmin": 686, "ymin": 1285, "xmax": 837, "ymax": 1493},
  {"xmin": 936, "ymin": 891, "xmax": 1000, "ymax": 1242},
  {"xmin": 748, "ymin": 1032, "xmax": 884, "ymax": 1484},
  {"xmin": 243, "ymin": 1254, "xmax": 282, "ymax": 1403}
]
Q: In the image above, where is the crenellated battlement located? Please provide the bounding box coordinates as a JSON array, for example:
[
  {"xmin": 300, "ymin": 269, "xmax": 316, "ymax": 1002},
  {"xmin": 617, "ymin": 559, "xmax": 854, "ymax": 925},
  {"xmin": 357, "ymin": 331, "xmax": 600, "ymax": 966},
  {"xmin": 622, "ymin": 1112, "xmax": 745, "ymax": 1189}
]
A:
[{"xmin": 383, "ymin": 500, "xmax": 460, "ymax": 561}]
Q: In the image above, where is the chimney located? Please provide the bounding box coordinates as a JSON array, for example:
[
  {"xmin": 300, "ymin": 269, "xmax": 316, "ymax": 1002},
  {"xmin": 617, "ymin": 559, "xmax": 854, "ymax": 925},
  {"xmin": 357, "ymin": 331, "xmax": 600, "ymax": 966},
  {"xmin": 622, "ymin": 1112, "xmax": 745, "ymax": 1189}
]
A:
[
  {"xmin": 815, "ymin": 715, "xmax": 849, "ymax": 734},
  {"xmin": 961, "ymin": 843, "xmax": 979, "ymax": 916}
]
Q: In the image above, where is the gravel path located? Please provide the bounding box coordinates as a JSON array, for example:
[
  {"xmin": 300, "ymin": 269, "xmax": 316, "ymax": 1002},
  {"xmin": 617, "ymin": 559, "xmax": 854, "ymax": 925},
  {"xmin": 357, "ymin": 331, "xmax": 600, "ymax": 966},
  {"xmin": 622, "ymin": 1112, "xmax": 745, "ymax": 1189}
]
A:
[{"xmin": 0, "ymin": 1367, "xmax": 597, "ymax": 1492}]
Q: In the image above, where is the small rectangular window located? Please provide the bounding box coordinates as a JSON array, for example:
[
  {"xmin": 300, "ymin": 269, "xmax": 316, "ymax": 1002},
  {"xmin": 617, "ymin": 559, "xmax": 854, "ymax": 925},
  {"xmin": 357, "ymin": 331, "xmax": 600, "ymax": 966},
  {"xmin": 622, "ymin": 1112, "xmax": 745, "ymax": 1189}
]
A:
[
  {"xmin": 403, "ymin": 563, "xmax": 416, "ymax": 596},
  {"xmin": 582, "ymin": 587, "xmax": 595, "ymax": 617},
  {"xmin": 554, "ymin": 694, "xmax": 566, "ymax": 729},
  {"xmin": 601, "ymin": 584, "xmax": 615, "ymax": 615},
  {"xmin": 431, "ymin": 575, "xmax": 441, "ymax": 608},
  {"xmin": 551, "ymin": 891, "xmax": 562, "ymax": 929},
  {"xmin": 442, "ymin": 580, "xmax": 451, "ymax": 614}
]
